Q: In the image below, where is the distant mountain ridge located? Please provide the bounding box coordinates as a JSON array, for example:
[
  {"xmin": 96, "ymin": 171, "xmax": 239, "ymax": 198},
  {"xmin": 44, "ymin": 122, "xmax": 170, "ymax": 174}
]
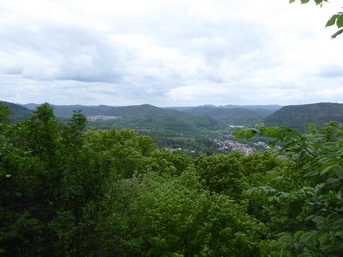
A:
[
  {"xmin": 102, "ymin": 104, "xmax": 225, "ymax": 133},
  {"xmin": 4, "ymin": 101, "xmax": 343, "ymax": 134},
  {"xmin": 180, "ymin": 106, "xmax": 273, "ymax": 126},
  {"xmin": 23, "ymin": 103, "xmax": 116, "ymax": 117},
  {"xmin": 21, "ymin": 103, "xmax": 281, "ymax": 127},
  {"xmin": 0, "ymin": 101, "xmax": 33, "ymax": 123},
  {"xmin": 12, "ymin": 102, "xmax": 281, "ymax": 135},
  {"xmin": 264, "ymin": 102, "xmax": 343, "ymax": 132}
]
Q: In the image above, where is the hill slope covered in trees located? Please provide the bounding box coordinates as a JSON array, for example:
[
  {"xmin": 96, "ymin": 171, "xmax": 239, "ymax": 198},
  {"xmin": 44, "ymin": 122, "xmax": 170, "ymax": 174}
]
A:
[
  {"xmin": 263, "ymin": 102, "xmax": 343, "ymax": 132},
  {"xmin": 0, "ymin": 101, "xmax": 33, "ymax": 123},
  {"xmin": 181, "ymin": 106, "xmax": 271, "ymax": 126}
]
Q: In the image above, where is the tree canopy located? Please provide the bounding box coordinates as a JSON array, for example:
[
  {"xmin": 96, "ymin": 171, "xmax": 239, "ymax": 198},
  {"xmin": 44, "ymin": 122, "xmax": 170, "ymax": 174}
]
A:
[{"xmin": 1, "ymin": 102, "xmax": 343, "ymax": 256}]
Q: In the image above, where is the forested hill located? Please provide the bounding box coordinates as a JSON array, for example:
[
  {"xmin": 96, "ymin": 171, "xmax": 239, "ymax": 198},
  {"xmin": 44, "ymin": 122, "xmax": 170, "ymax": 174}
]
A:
[
  {"xmin": 24, "ymin": 103, "xmax": 114, "ymax": 117},
  {"xmin": 263, "ymin": 102, "xmax": 343, "ymax": 132},
  {"xmin": 0, "ymin": 101, "xmax": 33, "ymax": 122},
  {"xmin": 179, "ymin": 106, "xmax": 273, "ymax": 126},
  {"xmin": 102, "ymin": 104, "xmax": 225, "ymax": 132},
  {"xmin": 20, "ymin": 103, "xmax": 280, "ymax": 131}
]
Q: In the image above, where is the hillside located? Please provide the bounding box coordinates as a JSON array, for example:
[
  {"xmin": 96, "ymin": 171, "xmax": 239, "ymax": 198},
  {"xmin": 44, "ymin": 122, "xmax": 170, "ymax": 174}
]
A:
[
  {"xmin": 180, "ymin": 106, "xmax": 270, "ymax": 126},
  {"xmin": 264, "ymin": 102, "xmax": 343, "ymax": 132},
  {"xmin": 22, "ymin": 103, "xmax": 279, "ymax": 128},
  {"xmin": 23, "ymin": 104, "xmax": 115, "ymax": 117},
  {"xmin": 0, "ymin": 101, "xmax": 33, "ymax": 123},
  {"xmin": 102, "ymin": 104, "xmax": 225, "ymax": 133},
  {"xmin": 219, "ymin": 104, "xmax": 282, "ymax": 112}
]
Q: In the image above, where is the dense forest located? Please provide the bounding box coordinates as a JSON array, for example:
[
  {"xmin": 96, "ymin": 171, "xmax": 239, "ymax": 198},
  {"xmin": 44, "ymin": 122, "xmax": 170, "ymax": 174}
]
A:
[
  {"xmin": 264, "ymin": 103, "xmax": 343, "ymax": 133},
  {"xmin": 0, "ymin": 102, "xmax": 343, "ymax": 256}
]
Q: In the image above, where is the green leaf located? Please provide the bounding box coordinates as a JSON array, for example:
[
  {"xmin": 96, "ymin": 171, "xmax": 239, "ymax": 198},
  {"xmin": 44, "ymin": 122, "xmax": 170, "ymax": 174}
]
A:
[
  {"xmin": 312, "ymin": 216, "xmax": 325, "ymax": 223},
  {"xmin": 337, "ymin": 15, "xmax": 343, "ymax": 28},
  {"xmin": 304, "ymin": 171, "xmax": 318, "ymax": 178},
  {"xmin": 331, "ymin": 29, "xmax": 343, "ymax": 39},
  {"xmin": 278, "ymin": 235, "xmax": 294, "ymax": 243},
  {"xmin": 317, "ymin": 233, "xmax": 328, "ymax": 245},
  {"xmin": 316, "ymin": 221, "xmax": 328, "ymax": 230},
  {"xmin": 320, "ymin": 164, "xmax": 341, "ymax": 176},
  {"xmin": 289, "ymin": 0, "xmax": 296, "ymax": 3},
  {"xmin": 301, "ymin": 0, "xmax": 310, "ymax": 3},
  {"xmin": 314, "ymin": 0, "xmax": 323, "ymax": 4},
  {"xmin": 284, "ymin": 141, "xmax": 296, "ymax": 148},
  {"xmin": 279, "ymin": 126, "xmax": 301, "ymax": 136},
  {"xmin": 326, "ymin": 15, "xmax": 338, "ymax": 27},
  {"xmin": 332, "ymin": 218, "xmax": 343, "ymax": 230},
  {"xmin": 335, "ymin": 168, "xmax": 343, "ymax": 177},
  {"xmin": 246, "ymin": 129, "xmax": 257, "ymax": 139},
  {"xmin": 265, "ymin": 127, "xmax": 281, "ymax": 138},
  {"xmin": 325, "ymin": 177, "xmax": 342, "ymax": 187}
]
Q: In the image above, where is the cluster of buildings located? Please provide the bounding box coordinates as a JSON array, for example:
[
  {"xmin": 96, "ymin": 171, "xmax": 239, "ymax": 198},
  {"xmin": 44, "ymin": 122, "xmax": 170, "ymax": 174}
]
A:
[
  {"xmin": 86, "ymin": 115, "xmax": 121, "ymax": 121},
  {"xmin": 214, "ymin": 139, "xmax": 272, "ymax": 155}
]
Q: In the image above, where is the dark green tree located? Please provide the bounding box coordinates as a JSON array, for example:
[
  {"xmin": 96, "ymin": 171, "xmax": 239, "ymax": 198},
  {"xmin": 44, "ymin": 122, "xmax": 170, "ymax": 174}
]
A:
[
  {"xmin": 0, "ymin": 104, "xmax": 12, "ymax": 124},
  {"xmin": 0, "ymin": 104, "xmax": 115, "ymax": 256}
]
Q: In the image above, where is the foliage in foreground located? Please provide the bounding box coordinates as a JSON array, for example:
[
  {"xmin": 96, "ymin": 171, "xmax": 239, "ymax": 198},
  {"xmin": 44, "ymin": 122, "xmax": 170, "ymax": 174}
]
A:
[
  {"xmin": 235, "ymin": 121, "xmax": 343, "ymax": 256},
  {"xmin": 1, "ymin": 102, "xmax": 343, "ymax": 256},
  {"xmin": 290, "ymin": 0, "xmax": 343, "ymax": 38},
  {"xmin": 0, "ymin": 103, "xmax": 285, "ymax": 256}
]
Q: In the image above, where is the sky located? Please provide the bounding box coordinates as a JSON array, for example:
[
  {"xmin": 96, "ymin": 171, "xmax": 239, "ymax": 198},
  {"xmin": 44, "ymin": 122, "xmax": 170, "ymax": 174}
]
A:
[{"xmin": 1, "ymin": 0, "xmax": 343, "ymax": 107}]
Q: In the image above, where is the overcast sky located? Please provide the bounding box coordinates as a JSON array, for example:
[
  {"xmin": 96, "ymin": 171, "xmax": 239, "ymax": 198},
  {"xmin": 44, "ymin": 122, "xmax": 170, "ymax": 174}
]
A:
[{"xmin": 1, "ymin": 0, "xmax": 342, "ymax": 107}]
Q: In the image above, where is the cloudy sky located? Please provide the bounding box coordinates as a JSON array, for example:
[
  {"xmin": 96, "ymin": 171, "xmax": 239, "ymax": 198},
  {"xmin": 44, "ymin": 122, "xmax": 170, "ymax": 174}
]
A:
[{"xmin": 1, "ymin": 0, "xmax": 342, "ymax": 107}]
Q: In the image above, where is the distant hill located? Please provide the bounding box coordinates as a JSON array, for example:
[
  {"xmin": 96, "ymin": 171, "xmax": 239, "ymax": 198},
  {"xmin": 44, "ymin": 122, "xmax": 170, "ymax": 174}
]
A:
[
  {"xmin": 103, "ymin": 104, "xmax": 225, "ymax": 133},
  {"xmin": 19, "ymin": 102, "xmax": 282, "ymax": 130},
  {"xmin": 263, "ymin": 102, "xmax": 343, "ymax": 132},
  {"xmin": 0, "ymin": 101, "xmax": 33, "ymax": 123},
  {"xmin": 23, "ymin": 104, "xmax": 115, "ymax": 117},
  {"xmin": 176, "ymin": 106, "xmax": 273, "ymax": 126},
  {"xmin": 219, "ymin": 105, "xmax": 282, "ymax": 112}
]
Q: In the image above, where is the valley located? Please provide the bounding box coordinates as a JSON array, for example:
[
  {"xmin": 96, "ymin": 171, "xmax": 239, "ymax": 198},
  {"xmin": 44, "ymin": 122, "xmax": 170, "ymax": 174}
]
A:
[{"xmin": 2, "ymin": 101, "xmax": 343, "ymax": 155}]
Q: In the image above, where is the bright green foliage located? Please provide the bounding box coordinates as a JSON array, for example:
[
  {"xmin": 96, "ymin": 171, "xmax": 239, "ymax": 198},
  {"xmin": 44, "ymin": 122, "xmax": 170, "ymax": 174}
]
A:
[
  {"xmin": 149, "ymin": 149, "xmax": 194, "ymax": 175},
  {"xmin": 326, "ymin": 13, "xmax": 343, "ymax": 38},
  {"xmin": 194, "ymin": 150, "xmax": 288, "ymax": 201},
  {"xmin": 195, "ymin": 151, "xmax": 245, "ymax": 197},
  {"xmin": 235, "ymin": 121, "xmax": 343, "ymax": 256},
  {"xmin": 107, "ymin": 171, "xmax": 285, "ymax": 257},
  {"xmin": 84, "ymin": 127, "xmax": 157, "ymax": 178},
  {"xmin": 290, "ymin": 0, "xmax": 343, "ymax": 38}
]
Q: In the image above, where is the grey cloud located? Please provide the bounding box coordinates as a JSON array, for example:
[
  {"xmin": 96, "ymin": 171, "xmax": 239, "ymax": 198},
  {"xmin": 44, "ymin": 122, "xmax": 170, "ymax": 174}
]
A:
[
  {"xmin": 1, "ymin": 65, "xmax": 24, "ymax": 75},
  {"xmin": 316, "ymin": 65, "xmax": 343, "ymax": 79},
  {"xmin": 1, "ymin": 0, "xmax": 342, "ymax": 107},
  {"xmin": 0, "ymin": 23, "xmax": 129, "ymax": 83}
]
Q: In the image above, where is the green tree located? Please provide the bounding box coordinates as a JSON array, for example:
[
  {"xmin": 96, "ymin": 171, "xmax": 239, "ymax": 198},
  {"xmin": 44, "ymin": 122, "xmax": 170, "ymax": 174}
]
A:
[
  {"xmin": 0, "ymin": 104, "xmax": 116, "ymax": 256},
  {"xmin": 108, "ymin": 171, "xmax": 286, "ymax": 257},
  {"xmin": 235, "ymin": 122, "xmax": 343, "ymax": 256},
  {"xmin": 194, "ymin": 151, "xmax": 246, "ymax": 198},
  {"xmin": 84, "ymin": 127, "xmax": 157, "ymax": 178},
  {"xmin": 0, "ymin": 103, "xmax": 12, "ymax": 124}
]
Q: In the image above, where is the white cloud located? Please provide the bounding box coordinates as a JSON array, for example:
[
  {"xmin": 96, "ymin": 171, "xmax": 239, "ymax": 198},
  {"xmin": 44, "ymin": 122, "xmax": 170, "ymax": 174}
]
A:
[{"xmin": 0, "ymin": 0, "xmax": 342, "ymax": 106}]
